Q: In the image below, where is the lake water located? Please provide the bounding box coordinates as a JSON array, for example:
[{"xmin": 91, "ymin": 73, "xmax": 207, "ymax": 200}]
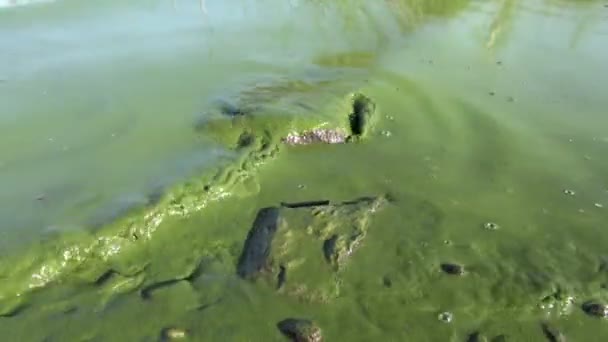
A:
[{"xmin": 0, "ymin": 0, "xmax": 607, "ymax": 340}]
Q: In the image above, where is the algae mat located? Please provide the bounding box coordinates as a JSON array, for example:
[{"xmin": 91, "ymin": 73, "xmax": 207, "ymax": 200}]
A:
[{"xmin": 1, "ymin": 0, "xmax": 608, "ymax": 341}]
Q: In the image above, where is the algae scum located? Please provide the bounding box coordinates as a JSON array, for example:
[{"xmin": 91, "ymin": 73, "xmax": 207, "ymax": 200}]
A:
[{"xmin": 2, "ymin": 0, "xmax": 608, "ymax": 340}]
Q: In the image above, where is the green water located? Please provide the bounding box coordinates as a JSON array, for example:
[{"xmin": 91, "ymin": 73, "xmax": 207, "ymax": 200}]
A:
[{"xmin": 1, "ymin": 0, "xmax": 608, "ymax": 340}]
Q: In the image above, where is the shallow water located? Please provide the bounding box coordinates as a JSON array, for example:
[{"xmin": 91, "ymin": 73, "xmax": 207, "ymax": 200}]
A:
[{"xmin": 1, "ymin": 0, "xmax": 608, "ymax": 340}]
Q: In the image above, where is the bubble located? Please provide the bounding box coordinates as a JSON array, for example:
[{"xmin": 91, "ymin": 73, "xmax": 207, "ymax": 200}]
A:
[
  {"xmin": 484, "ymin": 222, "xmax": 500, "ymax": 230},
  {"xmin": 563, "ymin": 189, "xmax": 576, "ymax": 196},
  {"xmin": 438, "ymin": 312, "xmax": 453, "ymax": 323}
]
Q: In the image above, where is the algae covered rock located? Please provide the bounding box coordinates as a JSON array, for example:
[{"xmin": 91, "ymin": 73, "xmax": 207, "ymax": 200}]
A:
[
  {"xmin": 582, "ymin": 301, "xmax": 608, "ymax": 318},
  {"xmin": 237, "ymin": 207, "xmax": 281, "ymax": 279},
  {"xmin": 277, "ymin": 318, "xmax": 322, "ymax": 342},
  {"xmin": 236, "ymin": 196, "xmax": 388, "ymax": 302}
]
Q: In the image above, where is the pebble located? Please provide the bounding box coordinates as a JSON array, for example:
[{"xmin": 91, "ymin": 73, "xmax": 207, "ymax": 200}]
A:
[
  {"xmin": 484, "ymin": 222, "xmax": 500, "ymax": 230},
  {"xmin": 595, "ymin": 203, "xmax": 603, "ymax": 208},
  {"xmin": 277, "ymin": 318, "xmax": 322, "ymax": 342},
  {"xmin": 438, "ymin": 311, "xmax": 453, "ymax": 323}
]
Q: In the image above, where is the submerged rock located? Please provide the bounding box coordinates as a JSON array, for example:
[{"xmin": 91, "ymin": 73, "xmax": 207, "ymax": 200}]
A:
[
  {"xmin": 582, "ymin": 301, "xmax": 608, "ymax": 318},
  {"xmin": 277, "ymin": 318, "xmax": 322, "ymax": 342},
  {"xmin": 237, "ymin": 207, "xmax": 281, "ymax": 279},
  {"xmin": 348, "ymin": 94, "xmax": 375, "ymax": 138},
  {"xmin": 467, "ymin": 332, "xmax": 488, "ymax": 342},
  {"xmin": 440, "ymin": 263, "xmax": 465, "ymax": 275},
  {"xmin": 236, "ymin": 196, "xmax": 388, "ymax": 302},
  {"xmin": 541, "ymin": 322, "xmax": 566, "ymax": 342}
]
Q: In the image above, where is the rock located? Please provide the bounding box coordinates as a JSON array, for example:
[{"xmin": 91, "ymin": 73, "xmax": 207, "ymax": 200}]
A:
[
  {"xmin": 322, "ymin": 234, "xmax": 339, "ymax": 264},
  {"xmin": 467, "ymin": 332, "xmax": 488, "ymax": 342},
  {"xmin": 237, "ymin": 207, "xmax": 281, "ymax": 279},
  {"xmin": 382, "ymin": 275, "xmax": 393, "ymax": 288},
  {"xmin": 541, "ymin": 322, "xmax": 566, "ymax": 342},
  {"xmin": 348, "ymin": 94, "xmax": 375, "ymax": 137},
  {"xmin": 160, "ymin": 327, "xmax": 188, "ymax": 341},
  {"xmin": 277, "ymin": 318, "xmax": 322, "ymax": 342},
  {"xmin": 582, "ymin": 301, "xmax": 608, "ymax": 318},
  {"xmin": 277, "ymin": 265, "xmax": 287, "ymax": 290},
  {"xmin": 440, "ymin": 263, "xmax": 465, "ymax": 275}
]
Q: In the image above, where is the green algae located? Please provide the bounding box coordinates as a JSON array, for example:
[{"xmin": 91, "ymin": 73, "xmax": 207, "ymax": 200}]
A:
[{"xmin": 1, "ymin": 0, "xmax": 608, "ymax": 341}]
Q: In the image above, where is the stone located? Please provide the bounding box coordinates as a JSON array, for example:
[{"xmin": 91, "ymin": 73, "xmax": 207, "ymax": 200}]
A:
[
  {"xmin": 237, "ymin": 207, "xmax": 281, "ymax": 279},
  {"xmin": 440, "ymin": 263, "xmax": 465, "ymax": 275},
  {"xmin": 277, "ymin": 318, "xmax": 322, "ymax": 342},
  {"xmin": 582, "ymin": 301, "xmax": 608, "ymax": 318},
  {"xmin": 541, "ymin": 322, "xmax": 566, "ymax": 342}
]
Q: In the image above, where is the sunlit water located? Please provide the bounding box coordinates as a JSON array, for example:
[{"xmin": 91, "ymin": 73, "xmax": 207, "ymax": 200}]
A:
[{"xmin": 0, "ymin": 0, "xmax": 608, "ymax": 339}]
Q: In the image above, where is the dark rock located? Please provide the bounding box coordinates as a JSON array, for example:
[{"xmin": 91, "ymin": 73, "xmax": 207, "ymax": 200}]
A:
[
  {"xmin": 277, "ymin": 265, "xmax": 287, "ymax": 289},
  {"xmin": 218, "ymin": 101, "xmax": 253, "ymax": 117},
  {"xmin": 382, "ymin": 275, "xmax": 392, "ymax": 288},
  {"xmin": 541, "ymin": 322, "xmax": 566, "ymax": 342},
  {"xmin": 277, "ymin": 318, "xmax": 322, "ymax": 342},
  {"xmin": 281, "ymin": 200, "xmax": 330, "ymax": 209},
  {"xmin": 237, "ymin": 207, "xmax": 281, "ymax": 279},
  {"xmin": 237, "ymin": 131, "xmax": 255, "ymax": 149},
  {"xmin": 582, "ymin": 301, "xmax": 608, "ymax": 318},
  {"xmin": 322, "ymin": 234, "xmax": 339, "ymax": 264},
  {"xmin": 349, "ymin": 94, "xmax": 375, "ymax": 137},
  {"xmin": 467, "ymin": 332, "xmax": 488, "ymax": 342},
  {"xmin": 440, "ymin": 263, "xmax": 465, "ymax": 275}
]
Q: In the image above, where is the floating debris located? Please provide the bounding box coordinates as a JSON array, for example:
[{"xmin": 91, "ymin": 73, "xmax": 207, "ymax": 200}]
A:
[
  {"xmin": 582, "ymin": 301, "xmax": 608, "ymax": 318},
  {"xmin": 484, "ymin": 222, "xmax": 500, "ymax": 230},
  {"xmin": 160, "ymin": 327, "xmax": 188, "ymax": 341},
  {"xmin": 437, "ymin": 311, "xmax": 453, "ymax": 323},
  {"xmin": 563, "ymin": 189, "xmax": 576, "ymax": 196},
  {"xmin": 507, "ymin": 96, "xmax": 515, "ymax": 102},
  {"xmin": 277, "ymin": 318, "xmax": 322, "ymax": 342},
  {"xmin": 489, "ymin": 91, "xmax": 496, "ymax": 96},
  {"xmin": 595, "ymin": 203, "xmax": 603, "ymax": 208},
  {"xmin": 381, "ymin": 130, "xmax": 392, "ymax": 137},
  {"xmin": 282, "ymin": 129, "xmax": 348, "ymax": 146},
  {"xmin": 440, "ymin": 263, "xmax": 465, "ymax": 276},
  {"xmin": 496, "ymin": 61, "xmax": 503, "ymax": 65}
]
